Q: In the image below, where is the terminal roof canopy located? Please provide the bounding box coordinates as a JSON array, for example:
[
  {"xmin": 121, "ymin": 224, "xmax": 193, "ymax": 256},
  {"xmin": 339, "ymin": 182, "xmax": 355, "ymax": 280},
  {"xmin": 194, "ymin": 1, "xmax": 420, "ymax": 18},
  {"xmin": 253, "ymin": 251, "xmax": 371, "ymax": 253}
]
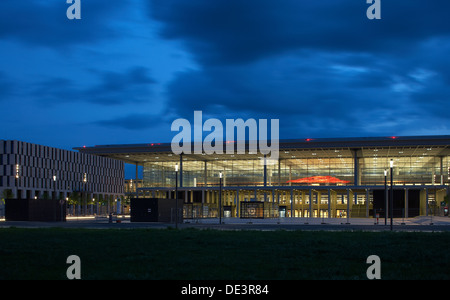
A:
[{"xmin": 74, "ymin": 135, "xmax": 450, "ymax": 166}]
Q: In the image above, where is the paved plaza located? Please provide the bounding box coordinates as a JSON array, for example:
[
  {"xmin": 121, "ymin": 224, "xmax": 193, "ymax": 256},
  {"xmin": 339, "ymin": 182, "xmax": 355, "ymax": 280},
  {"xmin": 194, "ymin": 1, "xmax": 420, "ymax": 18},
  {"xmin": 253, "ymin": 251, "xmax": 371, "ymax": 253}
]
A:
[{"xmin": 1, "ymin": 216, "xmax": 450, "ymax": 232}]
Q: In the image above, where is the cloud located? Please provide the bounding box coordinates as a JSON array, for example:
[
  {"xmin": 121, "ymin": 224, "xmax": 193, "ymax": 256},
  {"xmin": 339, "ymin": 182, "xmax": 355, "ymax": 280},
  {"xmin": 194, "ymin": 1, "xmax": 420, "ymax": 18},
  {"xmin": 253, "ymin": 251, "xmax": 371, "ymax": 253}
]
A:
[
  {"xmin": 33, "ymin": 67, "xmax": 157, "ymax": 106},
  {"xmin": 0, "ymin": 72, "xmax": 14, "ymax": 100},
  {"xmin": 149, "ymin": 0, "xmax": 450, "ymax": 65},
  {"xmin": 148, "ymin": 0, "xmax": 450, "ymax": 138},
  {"xmin": 0, "ymin": 0, "xmax": 131, "ymax": 48},
  {"xmin": 92, "ymin": 113, "xmax": 164, "ymax": 130},
  {"xmin": 84, "ymin": 67, "xmax": 157, "ymax": 105},
  {"xmin": 163, "ymin": 52, "xmax": 419, "ymax": 137}
]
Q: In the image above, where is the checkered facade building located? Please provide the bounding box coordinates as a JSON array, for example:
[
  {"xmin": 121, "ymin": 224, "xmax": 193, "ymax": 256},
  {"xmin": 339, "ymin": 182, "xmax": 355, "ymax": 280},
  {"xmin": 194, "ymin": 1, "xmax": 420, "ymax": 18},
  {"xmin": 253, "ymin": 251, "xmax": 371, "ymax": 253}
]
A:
[{"xmin": 0, "ymin": 140, "xmax": 124, "ymax": 200}]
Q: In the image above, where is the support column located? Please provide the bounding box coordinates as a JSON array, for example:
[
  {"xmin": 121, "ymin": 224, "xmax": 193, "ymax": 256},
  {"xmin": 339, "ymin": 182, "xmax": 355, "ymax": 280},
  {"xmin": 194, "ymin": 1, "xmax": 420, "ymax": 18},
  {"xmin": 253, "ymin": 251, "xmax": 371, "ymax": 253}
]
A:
[
  {"xmin": 347, "ymin": 189, "xmax": 351, "ymax": 221},
  {"xmin": 264, "ymin": 155, "xmax": 267, "ymax": 187},
  {"xmin": 204, "ymin": 161, "xmax": 208, "ymax": 187},
  {"xmin": 309, "ymin": 189, "xmax": 313, "ymax": 218},
  {"xmin": 278, "ymin": 159, "xmax": 281, "ymax": 186},
  {"xmin": 289, "ymin": 166, "xmax": 292, "ymax": 186},
  {"xmin": 405, "ymin": 188, "xmax": 409, "ymax": 218},
  {"xmin": 179, "ymin": 154, "xmax": 183, "ymax": 188},
  {"xmin": 236, "ymin": 189, "xmax": 240, "ymax": 218},
  {"xmin": 328, "ymin": 189, "xmax": 331, "ymax": 218},
  {"xmin": 317, "ymin": 191, "xmax": 321, "ymax": 218},
  {"xmin": 291, "ymin": 189, "xmax": 294, "ymax": 218},
  {"xmin": 366, "ymin": 189, "xmax": 370, "ymax": 218},
  {"xmin": 353, "ymin": 149, "xmax": 360, "ymax": 186}
]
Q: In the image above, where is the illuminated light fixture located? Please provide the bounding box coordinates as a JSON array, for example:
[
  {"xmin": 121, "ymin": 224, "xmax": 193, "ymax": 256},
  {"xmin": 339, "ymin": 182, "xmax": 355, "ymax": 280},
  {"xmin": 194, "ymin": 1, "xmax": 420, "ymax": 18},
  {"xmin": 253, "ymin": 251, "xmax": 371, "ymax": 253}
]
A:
[
  {"xmin": 390, "ymin": 136, "xmax": 397, "ymax": 139},
  {"xmin": 287, "ymin": 176, "xmax": 350, "ymax": 184},
  {"xmin": 312, "ymin": 153, "xmax": 317, "ymax": 156},
  {"xmin": 15, "ymin": 164, "xmax": 20, "ymax": 179}
]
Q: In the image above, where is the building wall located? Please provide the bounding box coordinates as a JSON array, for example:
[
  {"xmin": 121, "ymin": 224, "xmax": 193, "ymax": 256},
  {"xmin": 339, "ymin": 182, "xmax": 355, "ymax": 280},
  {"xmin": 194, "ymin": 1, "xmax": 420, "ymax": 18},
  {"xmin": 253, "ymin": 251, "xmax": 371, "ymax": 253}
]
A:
[{"xmin": 0, "ymin": 140, "xmax": 124, "ymax": 201}]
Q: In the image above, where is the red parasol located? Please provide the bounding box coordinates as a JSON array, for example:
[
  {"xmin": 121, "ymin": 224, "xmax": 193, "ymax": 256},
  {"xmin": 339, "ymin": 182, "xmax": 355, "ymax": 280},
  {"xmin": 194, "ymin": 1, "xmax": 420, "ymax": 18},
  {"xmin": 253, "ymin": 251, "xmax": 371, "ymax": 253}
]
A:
[{"xmin": 287, "ymin": 175, "xmax": 350, "ymax": 184}]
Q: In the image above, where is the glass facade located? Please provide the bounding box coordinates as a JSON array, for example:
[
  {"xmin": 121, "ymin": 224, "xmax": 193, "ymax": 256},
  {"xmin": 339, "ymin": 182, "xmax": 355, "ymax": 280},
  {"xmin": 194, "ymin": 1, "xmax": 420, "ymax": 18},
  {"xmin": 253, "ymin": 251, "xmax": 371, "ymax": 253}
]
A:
[{"xmin": 143, "ymin": 146, "xmax": 450, "ymax": 188}]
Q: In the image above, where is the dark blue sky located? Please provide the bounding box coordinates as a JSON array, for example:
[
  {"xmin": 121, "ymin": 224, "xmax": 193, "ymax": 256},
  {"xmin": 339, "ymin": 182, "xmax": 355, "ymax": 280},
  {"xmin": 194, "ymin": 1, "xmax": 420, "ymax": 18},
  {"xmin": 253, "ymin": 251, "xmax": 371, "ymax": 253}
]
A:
[{"xmin": 1, "ymin": 1, "xmax": 450, "ymax": 177}]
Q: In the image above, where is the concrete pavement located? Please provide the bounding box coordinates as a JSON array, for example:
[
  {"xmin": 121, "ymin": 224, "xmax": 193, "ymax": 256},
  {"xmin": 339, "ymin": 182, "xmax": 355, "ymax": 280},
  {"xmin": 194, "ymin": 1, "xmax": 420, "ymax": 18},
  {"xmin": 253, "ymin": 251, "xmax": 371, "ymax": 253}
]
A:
[{"xmin": 1, "ymin": 215, "xmax": 450, "ymax": 231}]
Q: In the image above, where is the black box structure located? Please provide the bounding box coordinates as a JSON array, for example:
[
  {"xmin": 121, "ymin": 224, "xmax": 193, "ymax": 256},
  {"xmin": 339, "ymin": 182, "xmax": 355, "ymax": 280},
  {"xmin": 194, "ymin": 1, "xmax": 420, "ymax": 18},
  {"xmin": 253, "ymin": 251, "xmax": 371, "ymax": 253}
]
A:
[
  {"xmin": 5, "ymin": 199, "xmax": 66, "ymax": 222},
  {"xmin": 130, "ymin": 198, "xmax": 184, "ymax": 223},
  {"xmin": 240, "ymin": 201, "xmax": 279, "ymax": 219}
]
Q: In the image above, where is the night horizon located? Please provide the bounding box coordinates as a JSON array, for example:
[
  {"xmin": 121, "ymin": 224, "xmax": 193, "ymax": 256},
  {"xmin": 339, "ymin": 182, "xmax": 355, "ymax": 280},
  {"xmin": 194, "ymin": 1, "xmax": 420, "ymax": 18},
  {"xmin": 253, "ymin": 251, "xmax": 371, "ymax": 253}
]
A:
[{"xmin": 2, "ymin": 0, "xmax": 450, "ymax": 178}]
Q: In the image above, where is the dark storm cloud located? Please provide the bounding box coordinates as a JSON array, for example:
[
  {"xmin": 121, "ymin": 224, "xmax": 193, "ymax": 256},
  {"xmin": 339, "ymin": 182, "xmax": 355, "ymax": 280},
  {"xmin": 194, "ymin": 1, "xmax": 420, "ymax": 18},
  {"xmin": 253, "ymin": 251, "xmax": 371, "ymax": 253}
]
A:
[
  {"xmin": 148, "ymin": 0, "xmax": 450, "ymax": 137},
  {"xmin": 165, "ymin": 54, "xmax": 405, "ymax": 137},
  {"xmin": 34, "ymin": 67, "xmax": 156, "ymax": 106},
  {"xmin": 0, "ymin": 72, "xmax": 14, "ymax": 101},
  {"xmin": 85, "ymin": 67, "xmax": 156, "ymax": 105},
  {"xmin": 0, "ymin": 0, "xmax": 129, "ymax": 48},
  {"xmin": 92, "ymin": 113, "xmax": 164, "ymax": 130},
  {"xmin": 150, "ymin": 0, "xmax": 450, "ymax": 65}
]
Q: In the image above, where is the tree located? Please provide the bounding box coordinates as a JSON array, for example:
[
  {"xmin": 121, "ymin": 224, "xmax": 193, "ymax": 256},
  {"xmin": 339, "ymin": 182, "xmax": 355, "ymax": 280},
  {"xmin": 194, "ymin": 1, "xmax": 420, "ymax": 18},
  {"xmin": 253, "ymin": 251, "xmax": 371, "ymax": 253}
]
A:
[{"xmin": 2, "ymin": 189, "xmax": 14, "ymax": 201}]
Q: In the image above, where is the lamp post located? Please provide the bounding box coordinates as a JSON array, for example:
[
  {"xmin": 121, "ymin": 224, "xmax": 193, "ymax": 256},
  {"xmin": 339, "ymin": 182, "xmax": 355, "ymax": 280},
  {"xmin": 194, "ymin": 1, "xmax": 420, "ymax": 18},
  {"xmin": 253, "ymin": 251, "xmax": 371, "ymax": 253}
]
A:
[
  {"xmin": 53, "ymin": 175, "xmax": 57, "ymax": 221},
  {"xmin": 219, "ymin": 172, "xmax": 223, "ymax": 225},
  {"xmin": 390, "ymin": 159, "xmax": 394, "ymax": 231},
  {"xmin": 175, "ymin": 163, "xmax": 179, "ymax": 229},
  {"xmin": 384, "ymin": 169, "xmax": 387, "ymax": 226},
  {"xmin": 15, "ymin": 164, "xmax": 20, "ymax": 199},
  {"xmin": 53, "ymin": 175, "xmax": 57, "ymax": 201},
  {"xmin": 83, "ymin": 173, "xmax": 87, "ymax": 216}
]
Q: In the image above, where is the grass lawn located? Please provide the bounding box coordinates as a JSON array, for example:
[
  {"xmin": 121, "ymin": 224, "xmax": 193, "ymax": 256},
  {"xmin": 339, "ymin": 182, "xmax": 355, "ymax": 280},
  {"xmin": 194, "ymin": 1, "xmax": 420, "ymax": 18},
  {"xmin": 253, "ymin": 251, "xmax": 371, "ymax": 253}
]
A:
[{"xmin": 0, "ymin": 227, "xmax": 449, "ymax": 280}]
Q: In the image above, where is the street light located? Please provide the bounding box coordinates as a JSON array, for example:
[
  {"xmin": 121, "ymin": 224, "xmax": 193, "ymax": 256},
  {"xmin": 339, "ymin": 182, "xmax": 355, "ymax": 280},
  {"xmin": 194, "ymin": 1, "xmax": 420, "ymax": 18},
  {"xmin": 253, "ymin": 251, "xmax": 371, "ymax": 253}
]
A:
[
  {"xmin": 219, "ymin": 172, "xmax": 223, "ymax": 225},
  {"xmin": 53, "ymin": 175, "xmax": 57, "ymax": 200},
  {"xmin": 15, "ymin": 164, "xmax": 20, "ymax": 199},
  {"xmin": 175, "ymin": 163, "xmax": 179, "ymax": 229},
  {"xmin": 384, "ymin": 169, "xmax": 387, "ymax": 226},
  {"xmin": 83, "ymin": 173, "xmax": 87, "ymax": 216},
  {"xmin": 390, "ymin": 159, "xmax": 394, "ymax": 231}
]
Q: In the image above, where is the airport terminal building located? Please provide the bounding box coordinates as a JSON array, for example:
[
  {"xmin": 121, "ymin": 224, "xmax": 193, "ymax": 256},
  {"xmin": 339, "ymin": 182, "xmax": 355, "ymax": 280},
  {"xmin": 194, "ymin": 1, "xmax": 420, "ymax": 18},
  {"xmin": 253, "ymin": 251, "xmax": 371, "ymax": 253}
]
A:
[{"xmin": 77, "ymin": 135, "xmax": 450, "ymax": 219}]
